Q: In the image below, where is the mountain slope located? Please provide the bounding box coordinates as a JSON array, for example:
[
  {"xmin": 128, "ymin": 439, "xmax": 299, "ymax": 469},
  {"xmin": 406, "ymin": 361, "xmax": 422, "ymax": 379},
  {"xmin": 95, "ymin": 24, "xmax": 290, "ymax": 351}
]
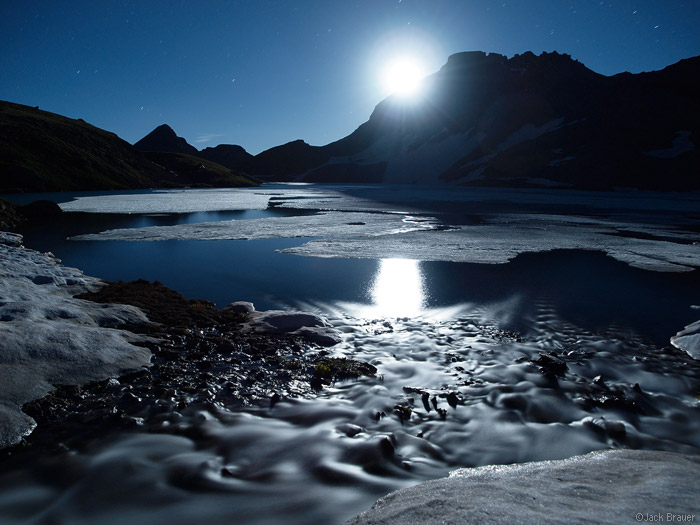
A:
[
  {"xmin": 245, "ymin": 51, "xmax": 700, "ymax": 190},
  {"xmin": 0, "ymin": 102, "xmax": 258, "ymax": 192},
  {"xmin": 0, "ymin": 101, "xmax": 168, "ymax": 192},
  {"xmin": 141, "ymin": 151, "xmax": 257, "ymax": 188}
]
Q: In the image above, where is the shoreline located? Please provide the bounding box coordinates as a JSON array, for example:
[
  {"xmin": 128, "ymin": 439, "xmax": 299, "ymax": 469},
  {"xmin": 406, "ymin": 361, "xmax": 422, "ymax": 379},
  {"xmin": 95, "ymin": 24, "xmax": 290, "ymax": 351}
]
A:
[
  {"xmin": 0, "ymin": 231, "xmax": 371, "ymax": 452},
  {"xmin": 346, "ymin": 449, "xmax": 700, "ymax": 524},
  {"xmin": 2, "ymin": 226, "xmax": 700, "ymax": 524}
]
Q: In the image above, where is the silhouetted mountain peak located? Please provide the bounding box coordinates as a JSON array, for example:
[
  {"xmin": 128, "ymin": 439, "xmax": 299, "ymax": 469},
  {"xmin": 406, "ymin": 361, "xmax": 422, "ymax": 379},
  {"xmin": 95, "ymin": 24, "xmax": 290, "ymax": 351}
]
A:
[
  {"xmin": 198, "ymin": 144, "xmax": 253, "ymax": 171},
  {"xmin": 441, "ymin": 51, "xmax": 507, "ymax": 71},
  {"xmin": 134, "ymin": 124, "xmax": 198, "ymax": 155},
  {"xmin": 243, "ymin": 50, "xmax": 699, "ymax": 191}
]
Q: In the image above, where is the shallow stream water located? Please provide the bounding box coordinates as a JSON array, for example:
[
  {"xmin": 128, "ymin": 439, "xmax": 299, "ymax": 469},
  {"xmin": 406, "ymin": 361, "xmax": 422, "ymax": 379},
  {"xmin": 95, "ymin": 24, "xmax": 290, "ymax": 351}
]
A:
[{"xmin": 1, "ymin": 184, "xmax": 699, "ymax": 524}]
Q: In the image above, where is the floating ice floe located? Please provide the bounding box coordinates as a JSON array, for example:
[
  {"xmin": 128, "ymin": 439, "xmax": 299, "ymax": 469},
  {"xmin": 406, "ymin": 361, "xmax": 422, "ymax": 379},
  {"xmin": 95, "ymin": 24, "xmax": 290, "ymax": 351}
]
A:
[
  {"xmin": 70, "ymin": 210, "xmax": 442, "ymax": 242},
  {"xmin": 283, "ymin": 213, "xmax": 700, "ymax": 272},
  {"xmin": 0, "ymin": 234, "xmax": 153, "ymax": 447},
  {"xmin": 60, "ymin": 188, "xmax": 273, "ymax": 214},
  {"xmin": 73, "ymin": 209, "xmax": 698, "ymax": 272},
  {"xmin": 64, "ymin": 186, "xmax": 700, "ymax": 274}
]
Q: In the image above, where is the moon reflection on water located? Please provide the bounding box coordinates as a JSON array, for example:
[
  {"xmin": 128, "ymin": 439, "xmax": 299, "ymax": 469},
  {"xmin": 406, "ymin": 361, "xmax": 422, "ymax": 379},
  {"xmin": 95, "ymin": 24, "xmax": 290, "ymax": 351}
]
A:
[{"xmin": 369, "ymin": 258, "xmax": 426, "ymax": 317}]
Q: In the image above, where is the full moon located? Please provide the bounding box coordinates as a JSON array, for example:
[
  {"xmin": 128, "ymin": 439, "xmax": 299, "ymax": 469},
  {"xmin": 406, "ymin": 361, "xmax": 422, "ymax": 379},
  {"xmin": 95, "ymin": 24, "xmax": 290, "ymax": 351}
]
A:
[{"xmin": 381, "ymin": 58, "xmax": 426, "ymax": 98}]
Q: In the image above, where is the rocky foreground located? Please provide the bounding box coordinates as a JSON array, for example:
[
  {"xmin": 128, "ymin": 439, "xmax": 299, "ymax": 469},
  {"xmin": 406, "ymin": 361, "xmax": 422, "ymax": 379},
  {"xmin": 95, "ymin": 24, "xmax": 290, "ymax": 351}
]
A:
[
  {"xmin": 0, "ymin": 232, "xmax": 373, "ymax": 454},
  {"xmin": 2, "ymin": 229, "xmax": 700, "ymax": 524}
]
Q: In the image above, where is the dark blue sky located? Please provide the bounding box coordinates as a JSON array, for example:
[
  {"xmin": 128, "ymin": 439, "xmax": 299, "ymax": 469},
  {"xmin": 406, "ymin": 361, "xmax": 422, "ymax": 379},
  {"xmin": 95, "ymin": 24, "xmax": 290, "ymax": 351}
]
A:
[{"xmin": 2, "ymin": 1, "xmax": 699, "ymax": 154}]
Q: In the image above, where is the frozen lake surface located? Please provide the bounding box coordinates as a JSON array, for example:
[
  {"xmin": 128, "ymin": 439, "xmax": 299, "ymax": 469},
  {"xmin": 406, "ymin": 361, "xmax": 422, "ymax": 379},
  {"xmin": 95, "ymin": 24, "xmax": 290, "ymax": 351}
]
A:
[{"xmin": 1, "ymin": 184, "xmax": 699, "ymax": 524}]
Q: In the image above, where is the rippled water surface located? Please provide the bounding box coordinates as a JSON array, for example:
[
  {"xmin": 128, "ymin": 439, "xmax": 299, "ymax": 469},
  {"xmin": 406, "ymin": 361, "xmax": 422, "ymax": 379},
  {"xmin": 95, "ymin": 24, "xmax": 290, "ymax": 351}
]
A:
[{"xmin": 1, "ymin": 184, "xmax": 699, "ymax": 524}]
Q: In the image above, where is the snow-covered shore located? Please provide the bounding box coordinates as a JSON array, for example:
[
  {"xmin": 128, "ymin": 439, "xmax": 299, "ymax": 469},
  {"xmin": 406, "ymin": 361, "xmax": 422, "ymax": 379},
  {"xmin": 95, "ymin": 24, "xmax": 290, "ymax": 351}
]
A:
[
  {"xmin": 346, "ymin": 449, "xmax": 700, "ymax": 524},
  {"xmin": 1, "ymin": 227, "xmax": 699, "ymax": 524},
  {"xmin": 0, "ymin": 232, "xmax": 153, "ymax": 448}
]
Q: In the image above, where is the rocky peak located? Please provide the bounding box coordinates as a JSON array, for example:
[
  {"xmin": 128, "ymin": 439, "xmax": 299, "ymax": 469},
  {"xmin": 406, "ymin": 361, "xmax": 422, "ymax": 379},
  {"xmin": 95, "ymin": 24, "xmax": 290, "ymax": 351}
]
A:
[{"xmin": 134, "ymin": 124, "xmax": 198, "ymax": 155}]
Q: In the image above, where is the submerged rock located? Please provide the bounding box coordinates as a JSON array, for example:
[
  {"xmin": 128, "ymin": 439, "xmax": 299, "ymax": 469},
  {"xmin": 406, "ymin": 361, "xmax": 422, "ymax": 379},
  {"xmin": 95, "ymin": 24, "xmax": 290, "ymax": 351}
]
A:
[
  {"xmin": 18, "ymin": 200, "xmax": 63, "ymax": 219},
  {"xmin": 346, "ymin": 449, "xmax": 700, "ymax": 524}
]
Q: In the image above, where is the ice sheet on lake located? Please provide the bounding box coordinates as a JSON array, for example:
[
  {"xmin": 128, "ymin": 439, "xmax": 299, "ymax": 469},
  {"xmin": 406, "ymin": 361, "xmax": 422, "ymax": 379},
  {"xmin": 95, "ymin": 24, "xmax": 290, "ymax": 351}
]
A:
[
  {"xmin": 72, "ymin": 208, "xmax": 699, "ymax": 273},
  {"xmin": 285, "ymin": 213, "xmax": 700, "ymax": 272},
  {"xmin": 60, "ymin": 188, "xmax": 274, "ymax": 214},
  {"xmin": 58, "ymin": 186, "xmax": 425, "ymax": 215},
  {"xmin": 71, "ymin": 211, "xmax": 442, "ymax": 242},
  {"xmin": 0, "ymin": 234, "xmax": 153, "ymax": 448}
]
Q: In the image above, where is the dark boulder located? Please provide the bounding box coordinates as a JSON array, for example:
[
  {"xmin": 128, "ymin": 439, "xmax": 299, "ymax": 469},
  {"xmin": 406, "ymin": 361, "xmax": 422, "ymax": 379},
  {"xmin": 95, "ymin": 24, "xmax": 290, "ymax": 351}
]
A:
[{"xmin": 18, "ymin": 200, "xmax": 63, "ymax": 219}]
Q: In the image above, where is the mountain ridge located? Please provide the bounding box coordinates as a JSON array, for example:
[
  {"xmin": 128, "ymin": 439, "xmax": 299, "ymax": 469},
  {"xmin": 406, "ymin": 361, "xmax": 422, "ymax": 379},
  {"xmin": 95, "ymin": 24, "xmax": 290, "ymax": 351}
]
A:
[
  {"xmin": 138, "ymin": 50, "xmax": 699, "ymax": 190},
  {"xmin": 0, "ymin": 102, "xmax": 257, "ymax": 192}
]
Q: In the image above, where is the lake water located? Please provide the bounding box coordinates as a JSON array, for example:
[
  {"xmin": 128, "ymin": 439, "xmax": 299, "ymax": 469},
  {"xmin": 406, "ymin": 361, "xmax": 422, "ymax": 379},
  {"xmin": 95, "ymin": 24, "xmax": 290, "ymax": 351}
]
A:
[{"xmin": 1, "ymin": 184, "xmax": 699, "ymax": 524}]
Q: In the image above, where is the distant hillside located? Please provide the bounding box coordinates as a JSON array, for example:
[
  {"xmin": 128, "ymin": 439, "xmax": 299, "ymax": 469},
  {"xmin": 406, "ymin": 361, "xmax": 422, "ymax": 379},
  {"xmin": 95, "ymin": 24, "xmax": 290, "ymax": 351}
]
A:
[
  {"xmin": 0, "ymin": 102, "xmax": 257, "ymax": 192},
  {"xmin": 142, "ymin": 151, "xmax": 256, "ymax": 188},
  {"xmin": 242, "ymin": 51, "xmax": 700, "ymax": 190},
  {"xmin": 134, "ymin": 125, "xmax": 256, "ymax": 173}
]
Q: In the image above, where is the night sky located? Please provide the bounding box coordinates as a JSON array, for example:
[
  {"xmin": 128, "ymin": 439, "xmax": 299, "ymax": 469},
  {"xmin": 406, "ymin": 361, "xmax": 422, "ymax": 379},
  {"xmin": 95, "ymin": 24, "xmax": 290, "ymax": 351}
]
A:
[{"xmin": 1, "ymin": 1, "xmax": 699, "ymax": 154}]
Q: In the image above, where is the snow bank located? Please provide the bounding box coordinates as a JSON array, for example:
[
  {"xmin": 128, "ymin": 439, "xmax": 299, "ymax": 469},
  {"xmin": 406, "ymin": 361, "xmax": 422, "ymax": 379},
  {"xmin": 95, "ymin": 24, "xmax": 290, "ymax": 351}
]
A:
[
  {"xmin": 346, "ymin": 449, "xmax": 700, "ymax": 524},
  {"xmin": 671, "ymin": 319, "xmax": 700, "ymax": 359},
  {"xmin": 0, "ymin": 234, "xmax": 153, "ymax": 448}
]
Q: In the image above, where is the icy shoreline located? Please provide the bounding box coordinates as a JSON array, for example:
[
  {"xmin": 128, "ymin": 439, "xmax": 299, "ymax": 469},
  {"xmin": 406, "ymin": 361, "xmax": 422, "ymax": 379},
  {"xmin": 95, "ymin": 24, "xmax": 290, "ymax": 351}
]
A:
[
  {"xmin": 346, "ymin": 449, "xmax": 700, "ymax": 524},
  {"xmin": 0, "ymin": 232, "xmax": 153, "ymax": 447},
  {"xmin": 0, "ymin": 232, "xmax": 347, "ymax": 449},
  {"xmin": 1, "ymin": 228, "xmax": 700, "ymax": 524}
]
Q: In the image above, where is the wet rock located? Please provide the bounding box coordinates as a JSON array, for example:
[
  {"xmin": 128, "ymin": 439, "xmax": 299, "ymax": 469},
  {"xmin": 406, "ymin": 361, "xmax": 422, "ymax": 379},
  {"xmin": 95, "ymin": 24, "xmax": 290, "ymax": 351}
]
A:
[
  {"xmin": 223, "ymin": 301, "xmax": 255, "ymax": 314},
  {"xmin": 446, "ymin": 392, "xmax": 460, "ymax": 409},
  {"xmin": 532, "ymin": 352, "xmax": 568, "ymax": 379},
  {"xmin": 431, "ymin": 396, "xmax": 438, "ymax": 411},
  {"xmin": 336, "ymin": 423, "xmax": 364, "ymax": 438},
  {"xmin": 393, "ymin": 404, "xmax": 412, "ymax": 424},
  {"xmin": 312, "ymin": 357, "xmax": 377, "ymax": 385},
  {"xmin": 244, "ymin": 310, "xmax": 343, "ymax": 346},
  {"xmin": 294, "ymin": 326, "xmax": 342, "ymax": 347},
  {"xmin": 342, "ymin": 435, "xmax": 397, "ymax": 475},
  {"xmin": 372, "ymin": 411, "xmax": 386, "ymax": 422},
  {"xmin": 0, "ymin": 200, "xmax": 24, "ymax": 232},
  {"xmin": 77, "ymin": 279, "xmax": 242, "ymax": 329},
  {"xmin": 421, "ymin": 393, "xmax": 431, "ymax": 412},
  {"xmin": 247, "ymin": 310, "xmax": 328, "ymax": 331},
  {"xmin": 582, "ymin": 416, "xmax": 627, "ymax": 441},
  {"xmin": 18, "ymin": 200, "xmax": 63, "ymax": 219}
]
